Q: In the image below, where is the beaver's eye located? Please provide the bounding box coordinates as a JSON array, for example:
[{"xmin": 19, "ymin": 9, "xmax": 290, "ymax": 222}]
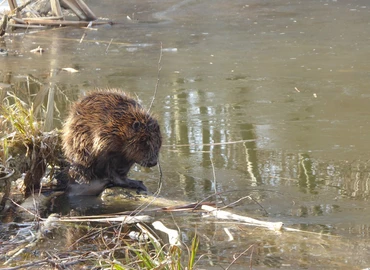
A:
[{"xmin": 132, "ymin": 121, "xmax": 141, "ymax": 131}]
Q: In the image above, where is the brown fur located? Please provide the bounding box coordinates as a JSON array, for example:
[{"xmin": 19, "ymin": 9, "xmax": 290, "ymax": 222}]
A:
[{"xmin": 62, "ymin": 90, "xmax": 162, "ymax": 195}]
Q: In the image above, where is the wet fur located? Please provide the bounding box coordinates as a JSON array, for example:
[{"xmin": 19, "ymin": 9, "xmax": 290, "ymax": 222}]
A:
[{"xmin": 62, "ymin": 90, "xmax": 162, "ymax": 196}]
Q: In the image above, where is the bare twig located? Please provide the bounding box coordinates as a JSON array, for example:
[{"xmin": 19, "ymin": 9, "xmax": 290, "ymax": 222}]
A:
[
  {"xmin": 8, "ymin": 197, "xmax": 43, "ymax": 221},
  {"xmin": 249, "ymin": 244, "xmax": 255, "ymax": 269},
  {"xmin": 148, "ymin": 42, "xmax": 163, "ymax": 112}
]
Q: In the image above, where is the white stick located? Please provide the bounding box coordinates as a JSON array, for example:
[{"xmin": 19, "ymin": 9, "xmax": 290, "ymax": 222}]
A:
[{"xmin": 202, "ymin": 205, "xmax": 283, "ymax": 231}]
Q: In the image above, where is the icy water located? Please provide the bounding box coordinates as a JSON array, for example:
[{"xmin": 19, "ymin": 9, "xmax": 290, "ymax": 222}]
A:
[{"xmin": 2, "ymin": 0, "xmax": 370, "ymax": 268}]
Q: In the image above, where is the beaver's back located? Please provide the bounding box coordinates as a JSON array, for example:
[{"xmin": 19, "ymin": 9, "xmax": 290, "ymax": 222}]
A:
[{"xmin": 62, "ymin": 90, "xmax": 162, "ymax": 182}]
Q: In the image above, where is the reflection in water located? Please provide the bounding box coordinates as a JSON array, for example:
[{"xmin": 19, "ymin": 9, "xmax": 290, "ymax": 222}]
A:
[
  {"xmin": 163, "ymin": 86, "xmax": 262, "ymax": 198},
  {"xmin": 298, "ymin": 153, "xmax": 317, "ymax": 194}
]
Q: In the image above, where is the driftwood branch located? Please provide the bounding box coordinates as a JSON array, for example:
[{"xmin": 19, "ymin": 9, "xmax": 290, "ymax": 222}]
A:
[{"xmin": 202, "ymin": 205, "xmax": 284, "ymax": 231}]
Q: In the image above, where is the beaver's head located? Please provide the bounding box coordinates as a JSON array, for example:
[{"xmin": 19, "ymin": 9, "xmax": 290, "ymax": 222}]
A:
[{"xmin": 122, "ymin": 108, "xmax": 162, "ymax": 167}]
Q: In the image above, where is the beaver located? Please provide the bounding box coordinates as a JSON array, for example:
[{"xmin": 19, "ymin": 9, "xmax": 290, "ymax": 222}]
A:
[{"xmin": 62, "ymin": 90, "xmax": 162, "ymax": 196}]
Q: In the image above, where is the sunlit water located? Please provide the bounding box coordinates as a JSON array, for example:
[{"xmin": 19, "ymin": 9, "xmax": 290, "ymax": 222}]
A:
[{"xmin": 2, "ymin": 0, "xmax": 370, "ymax": 268}]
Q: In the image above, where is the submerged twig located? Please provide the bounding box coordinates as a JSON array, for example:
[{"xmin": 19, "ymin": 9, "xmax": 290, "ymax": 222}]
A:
[
  {"xmin": 225, "ymin": 244, "xmax": 255, "ymax": 270},
  {"xmin": 79, "ymin": 21, "xmax": 92, "ymax": 43},
  {"xmin": 210, "ymin": 157, "xmax": 221, "ymax": 207},
  {"xmin": 164, "ymin": 139, "xmax": 255, "ymax": 148},
  {"xmin": 220, "ymin": 195, "xmax": 269, "ymax": 216},
  {"xmin": 105, "ymin": 38, "xmax": 113, "ymax": 54}
]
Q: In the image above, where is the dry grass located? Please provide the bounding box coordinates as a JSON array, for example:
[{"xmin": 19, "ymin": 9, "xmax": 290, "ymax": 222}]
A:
[{"xmin": 0, "ymin": 92, "xmax": 61, "ymax": 196}]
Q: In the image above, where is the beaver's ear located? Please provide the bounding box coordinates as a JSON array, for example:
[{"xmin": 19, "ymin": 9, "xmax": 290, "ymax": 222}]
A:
[{"xmin": 132, "ymin": 121, "xmax": 141, "ymax": 132}]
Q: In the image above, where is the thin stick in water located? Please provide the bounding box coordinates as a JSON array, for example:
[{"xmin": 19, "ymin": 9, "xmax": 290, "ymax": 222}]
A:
[
  {"xmin": 148, "ymin": 42, "xmax": 163, "ymax": 112},
  {"xmin": 79, "ymin": 21, "xmax": 93, "ymax": 43},
  {"xmin": 105, "ymin": 38, "xmax": 113, "ymax": 54}
]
